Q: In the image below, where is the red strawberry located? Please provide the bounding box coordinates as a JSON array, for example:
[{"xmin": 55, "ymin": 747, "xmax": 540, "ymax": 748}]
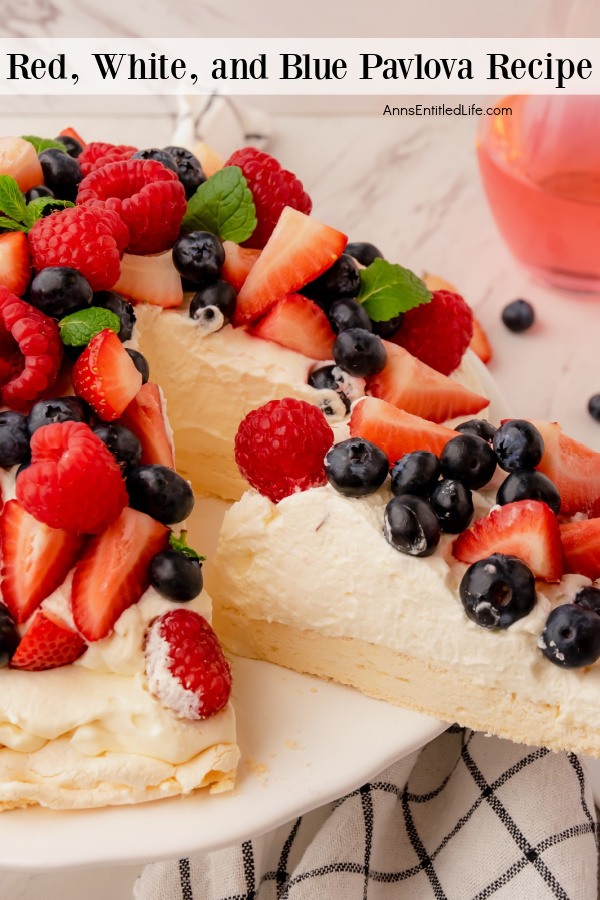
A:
[
  {"xmin": 221, "ymin": 241, "xmax": 261, "ymax": 292},
  {"xmin": 560, "ymin": 518, "xmax": 600, "ymax": 581},
  {"xmin": 530, "ymin": 420, "xmax": 600, "ymax": 516},
  {"xmin": 120, "ymin": 382, "xmax": 175, "ymax": 468},
  {"xmin": 589, "ymin": 497, "xmax": 600, "ymax": 518},
  {"xmin": 145, "ymin": 609, "xmax": 232, "ymax": 718},
  {"xmin": 453, "ymin": 500, "xmax": 563, "ymax": 582},
  {"xmin": 0, "ymin": 499, "xmax": 84, "ymax": 623},
  {"xmin": 349, "ymin": 396, "xmax": 456, "ymax": 464},
  {"xmin": 10, "ymin": 611, "xmax": 86, "ymax": 671},
  {"xmin": 72, "ymin": 329, "xmax": 142, "ymax": 421},
  {"xmin": 71, "ymin": 507, "xmax": 169, "ymax": 642},
  {"xmin": 367, "ymin": 342, "xmax": 488, "ymax": 423},
  {"xmin": 470, "ymin": 316, "xmax": 492, "ymax": 364},
  {"xmin": 235, "ymin": 208, "xmax": 347, "ymax": 325},
  {"xmin": 0, "ymin": 137, "xmax": 44, "ymax": 192},
  {"xmin": 392, "ymin": 290, "xmax": 474, "ymax": 376},
  {"xmin": 250, "ymin": 294, "xmax": 335, "ymax": 361},
  {"xmin": 0, "ymin": 232, "xmax": 31, "ymax": 297},
  {"xmin": 58, "ymin": 126, "xmax": 86, "ymax": 149},
  {"xmin": 112, "ymin": 251, "xmax": 183, "ymax": 308}
]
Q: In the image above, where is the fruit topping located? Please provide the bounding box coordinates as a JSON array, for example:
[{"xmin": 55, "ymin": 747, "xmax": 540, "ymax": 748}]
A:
[
  {"xmin": 131, "ymin": 148, "xmax": 178, "ymax": 173},
  {"xmin": 145, "ymin": 608, "xmax": 232, "ymax": 719},
  {"xmin": 234, "ymin": 398, "xmax": 333, "ymax": 503},
  {"xmin": 430, "ymin": 479, "xmax": 474, "ymax": 533},
  {"xmin": 29, "ymin": 266, "xmax": 93, "ymax": 319},
  {"xmin": 24, "ymin": 185, "xmax": 54, "ymax": 201},
  {"xmin": 383, "ymin": 495, "xmax": 440, "ymax": 557},
  {"xmin": 94, "ymin": 290, "xmax": 136, "ymax": 341},
  {"xmin": 92, "ymin": 422, "xmax": 142, "ymax": 473},
  {"xmin": 193, "ymin": 141, "xmax": 224, "ymax": 178},
  {"xmin": 390, "ymin": 451, "xmax": 441, "ymax": 497},
  {"xmin": 149, "ymin": 531, "xmax": 204, "ymax": 602},
  {"xmin": 308, "ymin": 364, "xmax": 364, "ymax": 419},
  {"xmin": 459, "ymin": 553, "xmax": 536, "ymax": 629},
  {"xmin": 324, "ymin": 437, "xmax": 389, "ymax": 497},
  {"xmin": 391, "ymin": 289, "xmax": 473, "ymax": 376},
  {"xmin": 492, "ymin": 420, "xmax": 544, "ymax": 473},
  {"xmin": 0, "ymin": 603, "xmax": 20, "ymax": 666},
  {"xmin": 10, "ymin": 610, "xmax": 86, "ymax": 671},
  {"xmin": 328, "ymin": 297, "xmax": 372, "ymax": 333},
  {"xmin": 162, "ymin": 145, "xmax": 206, "ymax": 198},
  {"xmin": 27, "ymin": 396, "xmax": 89, "ymax": 435},
  {"xmin": 345, "ymin": 241, "xmax": 384, "ymax": 267},
  {"xmin": 0, "ymin": 499, "xmax": 84, "ymax": 622},
  {"xmin": 78, "ymin": 142, "xmax": 137, "ymax": 176},
  {"xmin": 560, "ymin": 518, "xmax": 600, "ymax": 581},
  {"xmin": 37, "ymin": 148, "xmax": 82, "ymax": 202},
  {"xmin": 371, "ymin": 313, "xmax": 404, "ymax": 340},
  {"xmin": 221, "ymin": 241, "xmax": 261, "ymax": 292},
  {"xmin": 127, "ymin": 464, "xmax": 194, "ymax": 525},
  {"xmin": 250, "ymin": 294, "xmax": 335, "ymax": 361},
  {"xmin": 72, "ymin": 328, "xmax": 142, "ymax": 421},
  {"xmin": 439, "ymin": 433, "xmax": 496, "ymax": 490},
  {"xmin": 350, "ymin": 397, "xmax": 457, "ymax": 464},
  {"xmin": 589, "ymin": 394, "xmax": 600, "ymax": 423},
  {"xmin": 56, "ymin": 129, "xmax": 84, "ymax": 157},
  {"xmin": 496, "ymin": 470, "xmax": 561, "ymax": 515},
  {"xmin": 529, "ymin": 419, "xmax": 600, "ymax": 516},
  {"xmin": 333, "ymin": 328, "xmax": 387, "ymax": 377},
  {"xmin": 0, "ymin": 411, "xmax": 30, "ymax": 467},
  {"xmin": 470, "ymin": 316, "xmax": 492, "ymax": 364},
  {"xmin": 172, "ymin": 231, "xmax": 225, "ymax": 286},
  {"xmin": 189, "ymin": 281, "xmax": 236, "ymax": 335},
  {"xmin": 113, "ymin": 250, "xmax": 183, "ymax": 308},
  {"xmin": 126, "ymin": 349, "xmax": 150, "ymax": 384},
  {"xmin": 120, "ymin": 382, "xmax": 175, "ymax": 467},
  {"xmin": 573, "ymin": 586, "xmax": 600, "ymax": 615},
  {"xmin": 302, "ymin": 254, "xmax": 361, "ymax": 308},
  {"xmin": 0, "ymin": 232, "xmax": 31, "ymax": 297},
  {"xmin": 455, "ymin": 419, "xmax": 497, "ymax": 443},
  {"xmin": 453, "ymin": 499, "xmax": 563, "ymax": 582},
  {"xmin": 539, "ymin": 605, "xmax": 600, "ymax": 669},
  {"xmin": 502, "ymin": 299, "xmax": 534, "ymax": 333},
  {"xmin": 0, "ymin": 137, "xmax": 44, "ymax": 192}
]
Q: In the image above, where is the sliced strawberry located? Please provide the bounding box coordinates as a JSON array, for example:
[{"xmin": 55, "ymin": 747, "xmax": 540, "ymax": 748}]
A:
[
  {"xmin": 0, "ymin": 499, "xmax": 84, "ymax": 623},
  {"xmin": 120, "ymin": 382, "xmax": 175, "ymax": 467},
  {"xmin": 72, "ymin": 507, "xmax": 169, "ymax": 642},
  {"xmin": 250, "ymin": 294, "xmax": 335, "ymax": 360},
  {"xmin": 72, "ymin": 329, "xmax": 142, "ymax": 421},
  {"xmin": 367, "ymin": 342, "xmax": 488, "ymax": 423},
  {"xmin": 349, "ymin": 396, "xmax": 456, "ymax": 464},
  {"xmin": 193, "ymin": 141, "xmax": 224, "ymax": 178},
  {"xmin": 10, "ymin": 611, "xmax": 86, "ymax": 671},
  {"xmin": 453, "ymin": 500, "xmax": 563, "ymax": 582},
  {"xmin": 589, "ymin": 497, "xmax": 600, "ymax": 518},
  {"xmin": 235, "ymin": 208, "xmax": 347, "ymax": 325},
  {"xmin": 0, "ymin": 232, "xmax": 31, "ymax": 297},
  {"xmin": 58, "ymin": 126, "xmax": 86, "ymax": 148},
  {"xmin": 221, "ymin": 241, "xmax": 261, "ymax": 292},
  {"xmin": 470, "ymin": 316, "xmax": 492, "ymax": 364},
  {"xmin": 529, "ymin": 420, "xmax": 600, "ymax": 516},
  {"xmin": 0, "ymin": 137, "xmax": 44, "ymax": 192},
  {"xmin": 112, "ymin": 251, "xmax": 183, "ymax": 308},
  {"xmin": 560, "ymin": 518, "xmax": 600, "ymax": 580}
]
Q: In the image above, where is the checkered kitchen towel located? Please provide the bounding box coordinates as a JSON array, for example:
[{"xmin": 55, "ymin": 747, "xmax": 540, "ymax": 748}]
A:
[{"xmin": 135, "ymin": 727, "xmax": 598, "ymax": 900}]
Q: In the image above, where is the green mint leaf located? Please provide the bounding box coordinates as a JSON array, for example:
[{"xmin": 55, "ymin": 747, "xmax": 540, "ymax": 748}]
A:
[
  {"xmin": 0, "ymin": 175, "xmax": 27, "ymax": 223},
  {"xmin": 22, "ymin": 197, "xmax": 74, "ymax": 229},
  {"xmin": 58, "ymin": 309, "xmax": 121, "ymax": 347},
  {"xmin": 169, "ymin": 530, "xmax": 206, "ymax": 562},
  {"xmin": 357, "ymin": 259, "xmax": 432, "ymax": 322},
  {"xmin": 21, "ymin": 135, "xmax": 66, "ymax": 154},
  {"xmin": 181, "ymin": 165, "xmax": 256, "ymax": 243},
  {"xmin": 0, "ymin": 216, "xmax": 27, "ymax": 232}
]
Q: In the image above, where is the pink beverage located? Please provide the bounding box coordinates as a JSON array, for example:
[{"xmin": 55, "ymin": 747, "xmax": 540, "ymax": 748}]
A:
[{"xmin": 477, "ymin": 95, "xmax": 600, "ymax": 292}]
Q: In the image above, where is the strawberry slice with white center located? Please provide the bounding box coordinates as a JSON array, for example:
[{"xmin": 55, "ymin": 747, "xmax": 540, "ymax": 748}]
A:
[
  {"xmin": 367, "ymin": 342, "xmax": 488, "ymax": 423},
  {"xmin": 234, "ymin": 208, "xmax": 347, "ymax": 325},
  {"xmin": 528, "ymin": 419, "xmax": 600, "ymax": 516},
  {"xmin": 112, "ymin": 250, "xmax": 183, "ymax": 308},
  {"xmin": 250, "ymin": 294, "xmax": 335, "ymax": 360},
  {"xmin": 0, "ymin": 499, "xmax": 84, "ymax": 623},
  {"xmin": 72, "ymin": 328, "xmax": 142, "ymax": 421},
  {"xmin": 71, "ymin": 507, "xmax": 169, "ymax": 641},
  {"xmin": 0, "ymin": 232, "xmax": 31, "ymax": 297},
  {"xmin": 560, "ymin": 518, "xmax": 600, "ymax": 581},
  {"xmin": 470, "ymin": 316, "xmax": 492, "ymax": 364},
  {"xmin": 221, "ymin": 241, "xmax": 260, "ymax": 292},
  {"xmin": 453, "ymin": 500, "xmax": 564, "ymax": 582},
  {"xmin": 120, "ymin": 382, "xmax": 175, "ymax": 468},
  {"xmin": 10, "ymin": 610, "xmax": 87, "ymax": 671},
  {"xmin": 350, "ymin": 396, "xmax": 457, "ymax": 464}
]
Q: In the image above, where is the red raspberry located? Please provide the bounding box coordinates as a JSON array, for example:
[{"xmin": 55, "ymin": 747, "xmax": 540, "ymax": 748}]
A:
[
  {"xmin": 225, "ymin": 148, "xmax": 312, "ymax": 249},
  {"xmin": 16, "ymin": 421, "xmax": 128, "ymax": 534},
  {"xmin": 28, "ymin": 206, "xmax": 129, "ymax": 292},
  {"xmin": 392, "ymin": 290, "xmax": 474, "ymax": 376},
  {"xmin": 235, "ymin": 398, "xmax": 334, "ymax": 503},
  {"xmin": 78, "ymin": 142, "xmax": 137, "ymax": 176},
  {"xmin": 145, "ymin": 609, "xmax": 232, "ymax": 719},
  {"xmin": 77, "ymin": 159, "xmax": 187, "ymax": 254},
  {"xmin": 0, "ymin": 289, "xmax": 62, "ymax": 410}
]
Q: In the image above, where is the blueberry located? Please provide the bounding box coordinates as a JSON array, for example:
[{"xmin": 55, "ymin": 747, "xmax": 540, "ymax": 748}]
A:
[
  {"xmin": 131, "ymin": 148, "xmax": 178, "ymax": 173},
  {"xmin": 439, "ymin": 434, "xmax": 496, "ymax": 490},
  {"xmin": 328, "ymin": 298, "xmax": 372, "ymax": 334},
  {"xmin": 460, "ymin": 553, "xmax": 536, "ymax": 629},
  {"xmin": 163, "ymin": 146, "xmax": 206, "ymax": 199},
  {"xmin": 333, "ymin": 328, "xmax": 387, "ymax": 377},
  {"xmin": 371, "ymin": 313, "xmax": 404, "ymax": 339},
  {"xmin": 390, "ymin": 451, "xmax": 440, "ymax": 498},
  {"xmin": 127, "ymin": 464, "xmax": 194, "ymax": 525},
  {"xmin": 94, "ymin": 291, "xmax": 136, "ymax": 342},
  {"xmin": 325, "ymin": 438, "xmax": 388, "ymax": 497},
  {"xmin": 126, "ymin": 349, "xmax": 150, "ymax": 384},
  {"xmin": 455, "ymin": 419, "xmax": 497, "ymax": 443},
  {"xmin": 149, "ymin": 549, "xmax": 203, "ymax": 602},
  {"xmin": 540, "ymin": 604, "xmax": 600, "ymax": 668},
  {"xmin": 302, "ymin": 254, "xmax": 361, "ymax": 308},
  {"xmin": 308, "ymin": 365, "xmax": 351, "ymax": 418},
  {"xmin": 27, "ymin": 396, "xmax": 89, "ymax": 436},
  {"xmin": 430, "ymin": 478, "xmax": 474, "ymax": 533},
  {"xmin": 189, "ymin": 281, "xmax": 237, "ymax": 329},
  {"xmin": 0, "ymin": 411, "xmax": 30, "ymax": 468},
  {"xmin": 30, "ymin": 266, "xmax": 93, "ymax": 319},
  {"xmin": 0, "ymin": 603, "xmax": 20, "ymax": 666},
  {"xmin": 497, "ymin": 471, "xmax": 560, "ymax": 515},
  {"xmin": 92, "ymin": 423, "xmax": 142, "ymax": 471},
  {"xmin": 24, "ymin": 184, "xmax": 54, "ymax": 202},
  {"xmin": 37, "ymin": 148, "xmax": 82, "ymax": 202},
  {"xmin": 573, "ymin": 586, "xmax": 600, "ymax": 616},
  {"xmin": 344, "ymin": 242, "xmax": 384, "ymax": 267},
  {"xmin": 172, "ymin": 232, "xmax": 225, "ymax": 286},
  {"xmin": 55, "ymin": 135, "xmax": 83, "ymax": 158},
  {"xmin": 492, "ymin": 420, "xmax": 544, "ymax": 473},
  {"xmin": 588, "ymin": 394, "xmax": 600, "ymax": 423},
  {"xmin": 502, "ymin": 299, "xmax": 535, "ymax": 333},
  {"xmin": 383, "ymin": 495, "xmax": 440, "ymax": 557}
]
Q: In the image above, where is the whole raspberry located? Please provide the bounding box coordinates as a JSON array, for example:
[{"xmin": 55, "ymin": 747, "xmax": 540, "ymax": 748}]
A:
[
  {"xmin": 145, "ymin": 609, "xmax": 232, "ymax": 719},
  {"xmin": 77, "ymin": 159, "xmax": 187, "ymax": 254},
  {"xmin": 78, "ymin": 141, "xmax": 137, "ymax": 176},
  {"xmin": 29, "ymin": 206, "xmax": 129, "ymax": 292},
  {"xmin": 392, "ymin": 290, "xmax": 474, "ymax": 376},
  {"xmin": 0, "ymin": 288, "xmax": 62, "ymax": 410},
  {"xmin": 235, "ymin": 398, "xmax": 334, "ymax": 503},
  {"xmin": 16, "ymin": 421, "xmax": 128, "ymax": 534},
  {"xmin": 224, "ymin": 148, "xmax": 312, "ymax": 249}
]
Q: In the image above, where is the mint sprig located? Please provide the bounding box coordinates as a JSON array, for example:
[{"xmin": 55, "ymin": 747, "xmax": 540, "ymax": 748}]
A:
[
  {"xmin": 181, "ymin": 166, "xmax": 256, "ymax": 243},
  {"xmin": 356, "ymin": 258, "xmax": 432, "ymax": 322},
  {"xmin": 58, "ymin": 308, "xmax": 121, "ymax": 347},
  {"xmin": 21, "ymin": 135, "xmax": 67, "ymax": 154},
  {"xmin": 169, "ymin": 530, "xmax": 206, "ymax": 562},
  {"xmin": 0, "ymin": 175, "xmax": 73, "ymax": 232}
]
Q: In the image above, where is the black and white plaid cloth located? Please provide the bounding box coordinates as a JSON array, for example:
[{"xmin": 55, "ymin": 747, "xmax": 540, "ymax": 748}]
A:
[{"xmin": 135, "ymin": 727, "xmax": 598, "ymax": 899}]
